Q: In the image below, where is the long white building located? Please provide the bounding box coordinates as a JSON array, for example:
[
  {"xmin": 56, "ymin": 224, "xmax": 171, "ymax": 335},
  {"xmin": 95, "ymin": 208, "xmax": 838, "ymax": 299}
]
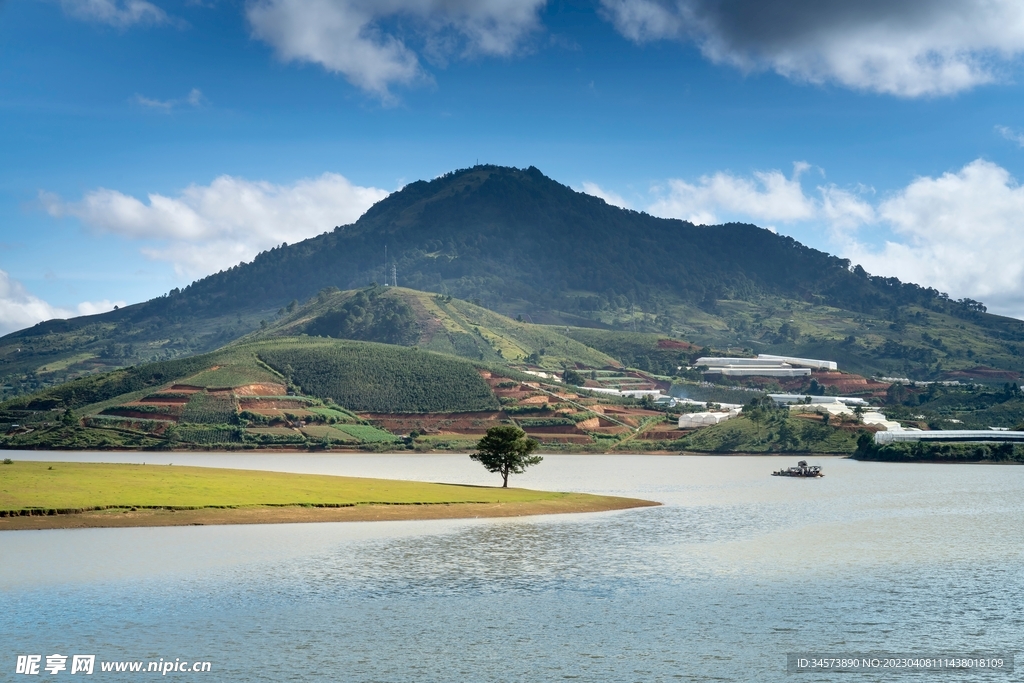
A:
[
  {"xmin": 757, "ymin": 354, "xmax": 838, "ymax": 371},
  {"xmin": 696, "ymin": 357, "xmax": 811, "ymax": 378},
  {"xmin": 769, "ymin": 394, "xmax": 868, "ymax": 406},
  {"xmin": 875, "ymin": 430, "xmax": 1024, "ymax": 444}
]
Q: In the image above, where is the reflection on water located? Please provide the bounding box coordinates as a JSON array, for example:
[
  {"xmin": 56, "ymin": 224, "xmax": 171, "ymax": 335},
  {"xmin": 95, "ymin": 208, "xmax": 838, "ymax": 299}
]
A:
[{"xmin": 2, "ymin": 453, "xmax": 1022, "ymax": 681}]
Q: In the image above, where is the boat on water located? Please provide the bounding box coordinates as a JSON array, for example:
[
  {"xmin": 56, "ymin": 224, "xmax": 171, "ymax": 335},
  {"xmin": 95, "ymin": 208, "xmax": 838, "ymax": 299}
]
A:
[{"xmin": 771, "ymin": 460, "xmax": 824, "ymax": 478}]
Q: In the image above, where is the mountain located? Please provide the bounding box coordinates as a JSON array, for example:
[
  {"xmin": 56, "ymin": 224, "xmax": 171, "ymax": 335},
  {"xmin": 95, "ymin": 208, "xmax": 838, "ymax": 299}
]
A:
[{"xmin": 3, "ymin": 164, "xmax": 1023, "ymax": 396}]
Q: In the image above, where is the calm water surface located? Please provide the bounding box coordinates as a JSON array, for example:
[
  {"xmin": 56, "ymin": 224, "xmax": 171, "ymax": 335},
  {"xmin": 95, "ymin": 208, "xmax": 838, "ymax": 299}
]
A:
[{"xmin": 2, "ymin": 452, "xmax": 1021, "ymax": 682}]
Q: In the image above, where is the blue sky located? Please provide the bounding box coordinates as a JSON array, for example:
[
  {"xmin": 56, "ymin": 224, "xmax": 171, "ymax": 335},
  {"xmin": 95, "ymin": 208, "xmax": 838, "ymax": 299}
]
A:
[{"xmin": 4, "ymin": 0, "xmax": 1024, "ymax": 333}]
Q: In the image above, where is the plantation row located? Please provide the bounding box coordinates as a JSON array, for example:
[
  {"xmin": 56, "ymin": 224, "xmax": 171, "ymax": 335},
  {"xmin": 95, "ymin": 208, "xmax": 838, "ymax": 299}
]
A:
[
  {"xmin": 258, "ymin": 340, "xmax": 499, "ymax": 413},
  {"xmin": 174, "ymin": 427, "xmax": 242, "ymax": 444},
  {"xmin": 181, "ymin": 391, "xmax": 239, "ymax": 425}
]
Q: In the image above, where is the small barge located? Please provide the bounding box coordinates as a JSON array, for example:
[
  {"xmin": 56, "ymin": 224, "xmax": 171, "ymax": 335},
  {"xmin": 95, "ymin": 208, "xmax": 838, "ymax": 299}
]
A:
[{"xmin": 771, "ymin": 460, "xmax": 824, "ymax": 478}]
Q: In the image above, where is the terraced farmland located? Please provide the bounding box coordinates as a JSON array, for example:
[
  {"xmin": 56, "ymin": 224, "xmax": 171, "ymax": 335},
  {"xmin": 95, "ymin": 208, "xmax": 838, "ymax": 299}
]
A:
[{"xmin": 181, "ymin": 391, "xmax": 238, "ymax": 425}]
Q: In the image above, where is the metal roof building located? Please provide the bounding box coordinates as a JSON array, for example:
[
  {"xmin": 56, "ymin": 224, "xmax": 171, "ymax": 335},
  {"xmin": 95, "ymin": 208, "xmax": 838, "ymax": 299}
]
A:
[
  {"xmin": 696, "ymin": 357, "xmax": 811, "ymax": 378},
  {"xmin": 757, "ymin": 354, "xmax": 838, "ymax": 371},
  {"xmin": 875, "ymin": 430, "xmax": 1024, "ymax": 444}
]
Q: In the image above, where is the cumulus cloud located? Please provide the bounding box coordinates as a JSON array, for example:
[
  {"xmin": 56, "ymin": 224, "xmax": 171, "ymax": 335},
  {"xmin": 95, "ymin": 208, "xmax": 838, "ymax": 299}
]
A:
[
  {"xmin": 648, "ymin": 162, "xmax": 820, "ymax": 225},
  {"xmin": 599, "ymin": 0, "xmax": 1024, "ymax": 97},
  {"xmin": 59, "ymin": 0, "xmax": 169, "ymax": 27},
  {"xmin": 0, "ymin": 270, "xmax": 125, "ymax": 336},
  {"xmin": 844, "ymin": 159, "xmax": 1024, "ymax": 317},
  {"xmin": 246, "ymin": 0, "xmax": 546, "ymax": 97},
  {"xmin": 632, "ymin": 158, "xmax": 1024, "ymax": 318},
  {"xmin": 581, "ymin": 181, "xmax": 631, "ymax": 209},
  {"xmin": 43, "ymin": 173, "xmax": 389, "ymax": 278}
]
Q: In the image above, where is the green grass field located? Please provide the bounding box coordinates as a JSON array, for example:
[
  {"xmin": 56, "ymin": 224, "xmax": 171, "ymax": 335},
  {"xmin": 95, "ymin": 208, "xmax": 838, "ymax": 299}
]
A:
[{"xmin": 0, "ymin": 461, "xmax": 591, "ymax": 513}]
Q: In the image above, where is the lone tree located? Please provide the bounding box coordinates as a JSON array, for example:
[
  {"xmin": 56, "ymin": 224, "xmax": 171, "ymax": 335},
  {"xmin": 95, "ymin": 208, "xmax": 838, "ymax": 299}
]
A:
[{"xmin": 471, "ymin": 425, "xmax": 542, "ymax": 487}]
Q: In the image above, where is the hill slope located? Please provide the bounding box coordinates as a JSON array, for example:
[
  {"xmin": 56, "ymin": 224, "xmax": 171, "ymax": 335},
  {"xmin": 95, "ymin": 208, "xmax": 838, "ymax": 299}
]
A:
[
  {"xmin": 0, "ymin": 337, "xmax": 503, "ymax": 450},
  {"xmin": 3, "ymin": 164, "xmax": 1023, "ymax": 394},
  {"xmin": 250, "ymin": 285, "xmax": 618, "ymax": 371}
]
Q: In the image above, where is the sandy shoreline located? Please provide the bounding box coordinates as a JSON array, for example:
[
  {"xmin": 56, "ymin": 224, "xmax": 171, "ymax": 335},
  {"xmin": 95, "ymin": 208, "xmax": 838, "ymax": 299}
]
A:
[{"xmin": 0, "ymin": 496, "xmax": 660, "ymax": 531}]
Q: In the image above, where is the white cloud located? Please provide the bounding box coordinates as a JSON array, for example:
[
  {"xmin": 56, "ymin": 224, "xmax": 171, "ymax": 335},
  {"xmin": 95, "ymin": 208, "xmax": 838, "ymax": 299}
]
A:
[
  {"xmin": 43, "ymin": 173, "xmax": 389, "ymax": 278},
  {"xmin": 0, "ymin": 270, "xmax": 68, "ymax": 336},
  {"xmin": 75, "ymin": 299, "xmax": 127, "ymax": 316},
  {"xmin": 633, "ymin": 157, "xmax": 1024, "ymax": 318},
  {"xmin": 997, "ymin": 125, "xmax": 1024, "ymax": 147},
  {"xmin": 59, "ymin": 0, "xmax": 169, "ymax": 27},
  {"xmin": 600, "ymin": 0, "xmax": 1024, "ymax": 97},
  {"xmin": 648, "ymin": 162, "xmax": 818, "ymax": 225},
  {"xmin": 819, "ymin": 184, "xmax": 876, "ymax": 231},
  {"xmin": 581, "ymin": 181, "xmax": 631, "ymax": 209},
  {"xmin": 844, "ymin": 159, "xmax": 1024, "ymax": 317},
  {"xmin": 245, "ymin": 0, "xmax": 546, "ymax": 98},
  {"xmin": 134, "ymin": 88, "xmax": 205, "ymax": 110},
  {"xmin": 0, "ymin": 270, "xmax": 125, "ymax": 336}
]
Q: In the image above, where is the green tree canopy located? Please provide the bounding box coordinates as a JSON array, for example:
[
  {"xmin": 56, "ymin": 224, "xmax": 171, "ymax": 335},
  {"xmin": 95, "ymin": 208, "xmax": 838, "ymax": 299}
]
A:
[
  {"xmin": 471, "ymin": 425, "xmax": 542, "ymax": 488},
  {"xmin": 562, "ymin": 368, "xmax": 584, "ymax": 386}
]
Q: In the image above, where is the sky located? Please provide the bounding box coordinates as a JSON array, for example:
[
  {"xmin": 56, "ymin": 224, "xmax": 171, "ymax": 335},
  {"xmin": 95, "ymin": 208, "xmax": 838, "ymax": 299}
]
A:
[{"xmin": 4, "ymin": 0, "xmax": 1024, "ymax": 334}]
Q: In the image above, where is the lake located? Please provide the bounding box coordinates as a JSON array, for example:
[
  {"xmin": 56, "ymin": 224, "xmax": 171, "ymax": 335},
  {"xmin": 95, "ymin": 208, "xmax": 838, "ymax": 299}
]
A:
[{"xmin": 2, "ymin": 452, "xmax": 1021, "ymax": 681}]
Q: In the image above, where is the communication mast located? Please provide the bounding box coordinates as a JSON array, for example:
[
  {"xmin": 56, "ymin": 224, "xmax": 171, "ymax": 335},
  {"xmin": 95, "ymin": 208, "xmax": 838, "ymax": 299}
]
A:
[
  {"xmin": 391, "ymin": 264, "xmax": 397, "ymax": 287},
  {"xmin": 384, "ymin": 245, "xmax": 388, "ymax": 285}
]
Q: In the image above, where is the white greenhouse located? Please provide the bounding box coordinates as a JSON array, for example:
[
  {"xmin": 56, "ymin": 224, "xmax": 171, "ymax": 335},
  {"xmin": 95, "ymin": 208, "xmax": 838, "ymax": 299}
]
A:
[{"xmin": 678, "ymin": 410, "xmax": 741, "ymax": 428}]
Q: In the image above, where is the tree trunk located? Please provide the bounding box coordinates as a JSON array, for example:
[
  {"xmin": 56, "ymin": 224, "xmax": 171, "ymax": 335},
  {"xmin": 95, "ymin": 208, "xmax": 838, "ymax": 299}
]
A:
[{"xmin": 502, "ymin": 467, "xmax": 508, "ymax": 487}]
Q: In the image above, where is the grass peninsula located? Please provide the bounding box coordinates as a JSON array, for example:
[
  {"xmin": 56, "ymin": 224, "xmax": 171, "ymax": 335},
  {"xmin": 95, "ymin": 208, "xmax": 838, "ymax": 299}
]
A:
[{"xmin": 0, "ymin": 461, "xmax": 657, "ymax": 530}]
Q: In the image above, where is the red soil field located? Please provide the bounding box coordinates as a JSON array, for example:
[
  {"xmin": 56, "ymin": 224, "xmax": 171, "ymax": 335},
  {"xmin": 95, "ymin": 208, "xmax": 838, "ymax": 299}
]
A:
[{"xmin": 234, "ymin": 383, "xmax": 289, "ymax": 396}]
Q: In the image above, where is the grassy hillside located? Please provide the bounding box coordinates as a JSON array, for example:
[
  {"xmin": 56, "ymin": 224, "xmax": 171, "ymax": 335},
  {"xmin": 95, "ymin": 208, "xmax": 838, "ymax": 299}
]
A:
[
  {"xmin": 253, "ymin": 286, "xmax": 618, "ymax": 371},
  {"xmin": 555, "ymin": 328, "xmax": 698, "ymax": 375},
  {"xmin": 0, "ymin": 303, "xmax": 270, "ymax": 401}
]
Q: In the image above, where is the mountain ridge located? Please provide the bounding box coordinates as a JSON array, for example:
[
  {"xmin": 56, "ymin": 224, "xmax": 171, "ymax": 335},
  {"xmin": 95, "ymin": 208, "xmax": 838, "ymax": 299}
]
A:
[{"xmin": 2, "ymin": 164, "xmax": 1022, "ymax": 395}]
